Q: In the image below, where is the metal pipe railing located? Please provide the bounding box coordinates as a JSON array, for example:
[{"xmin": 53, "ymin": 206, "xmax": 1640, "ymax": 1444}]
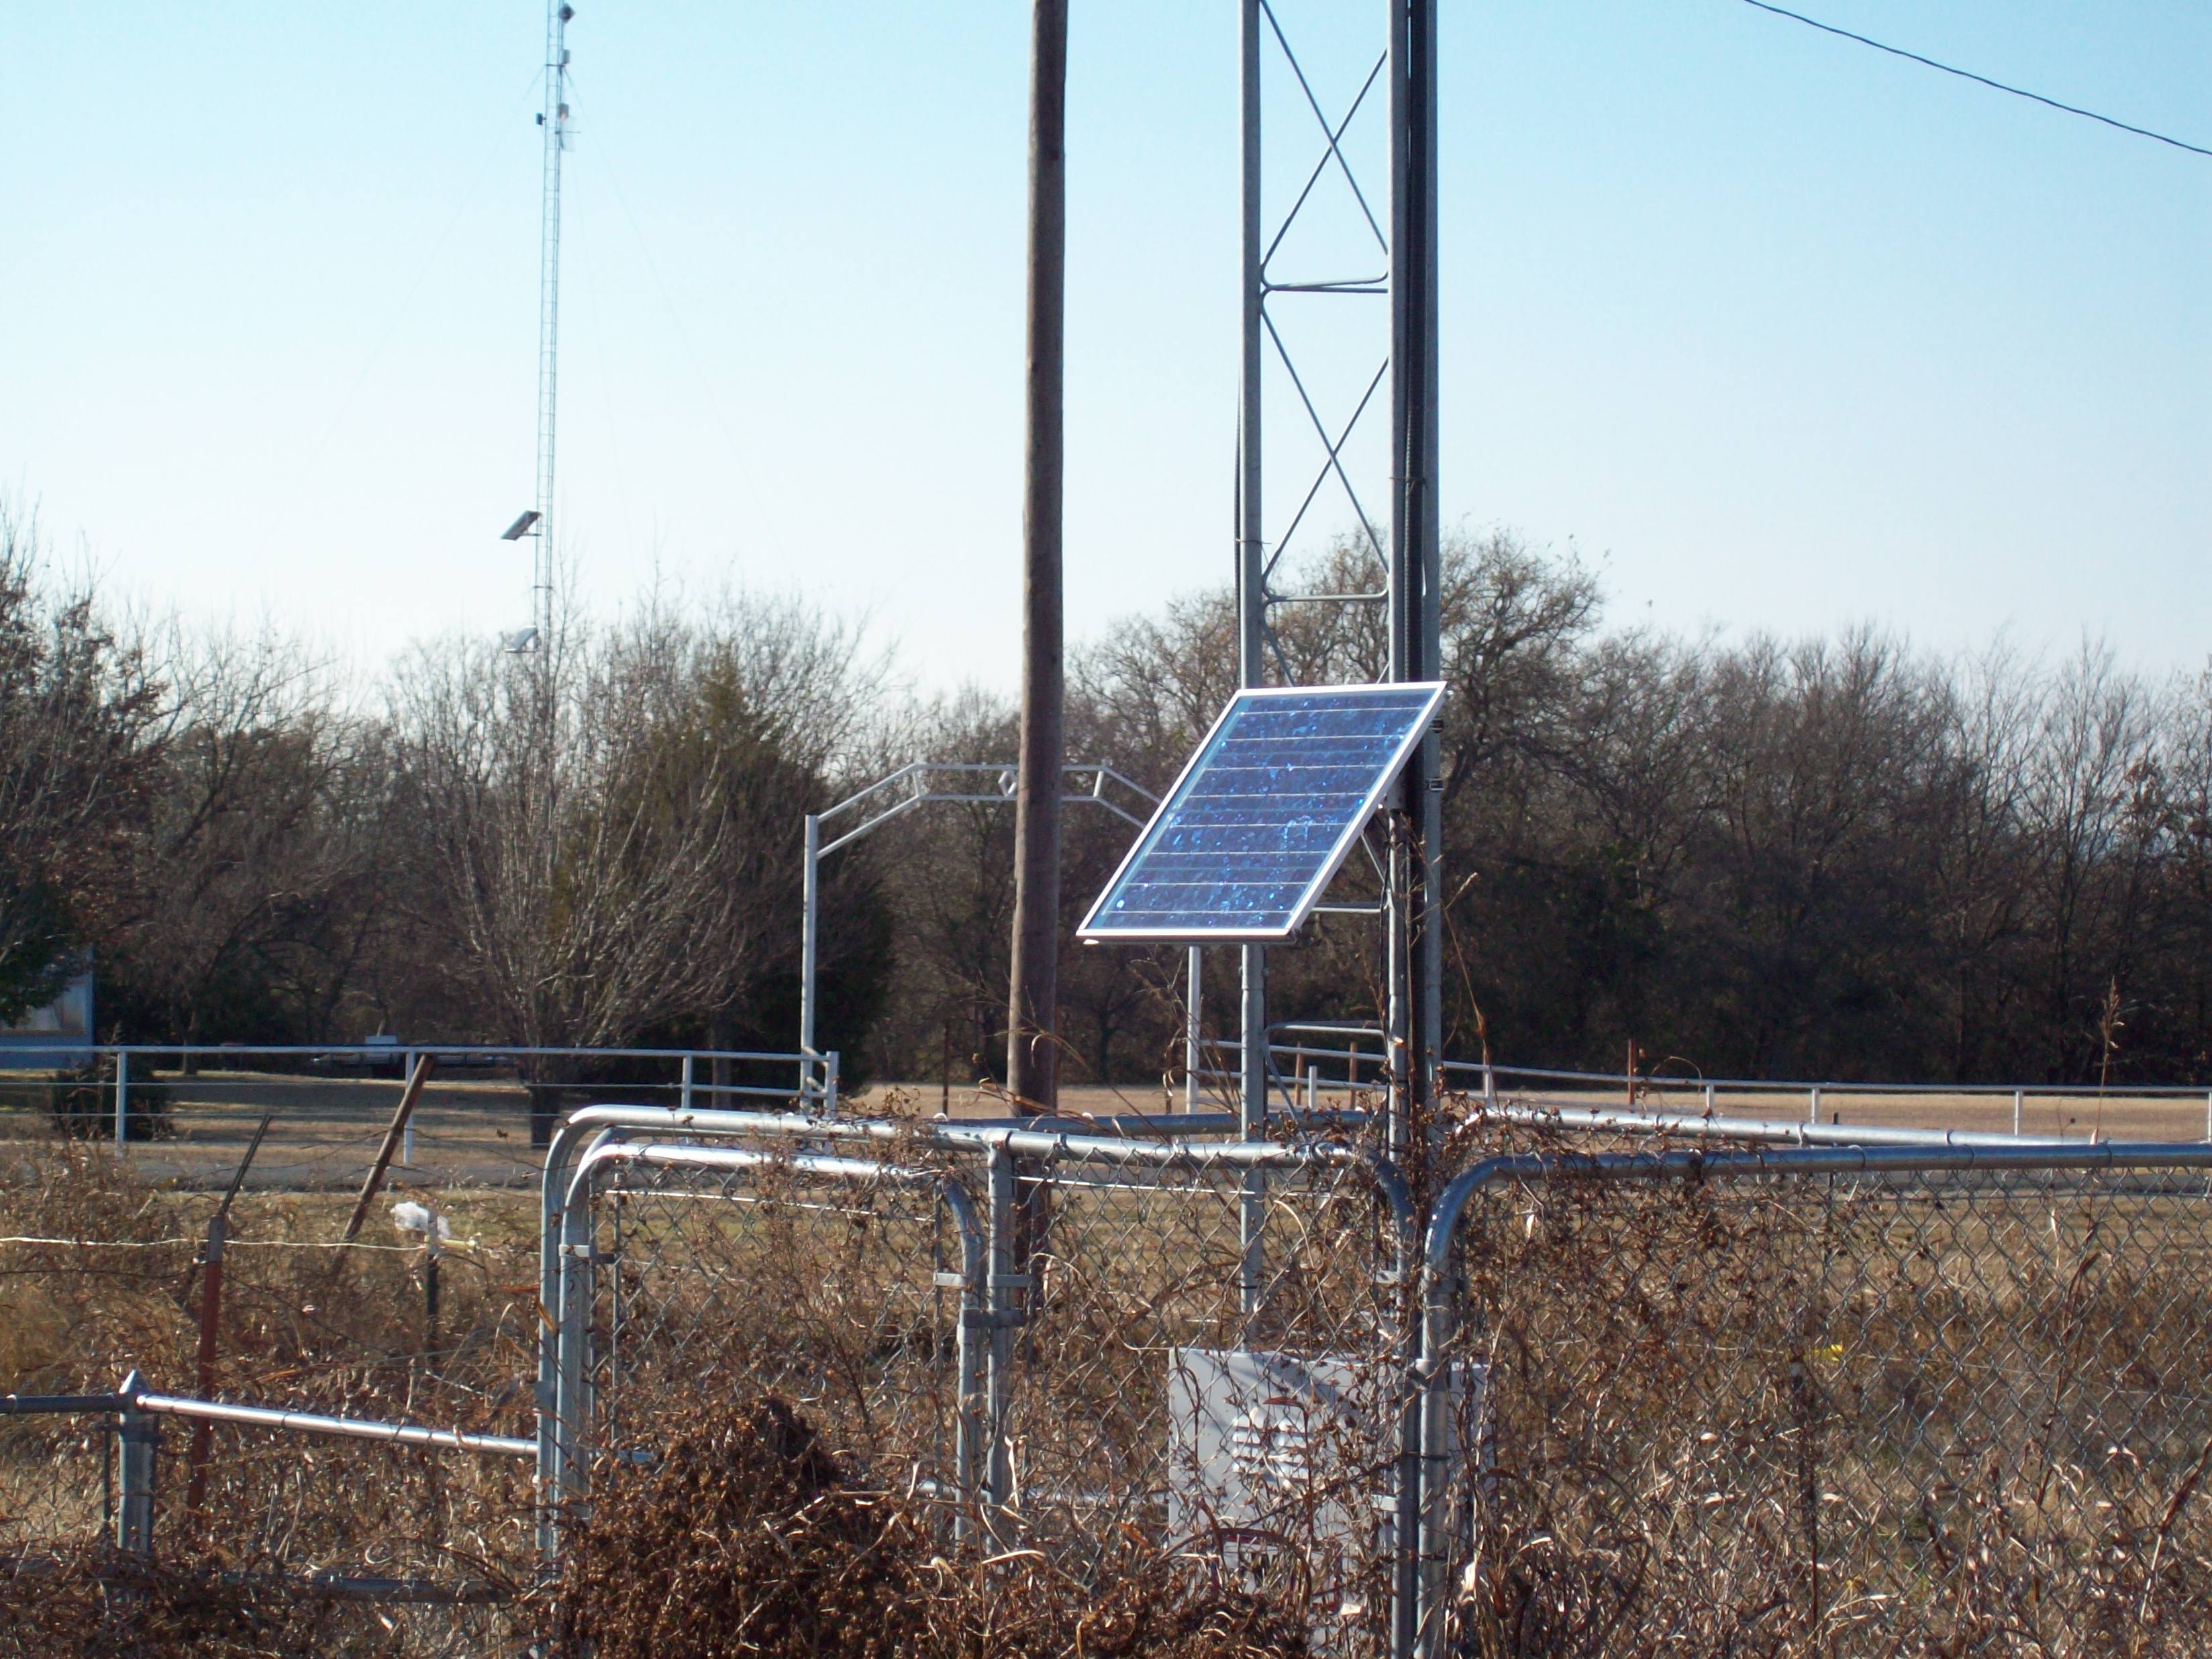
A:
[
  {"xmin": 1466, "ymin": 1100, "xmax": 2072, "ymax": 1151},
  {"xmin": 130, "ymin": 1390, "xmax": 535, "ymax": 1459}
]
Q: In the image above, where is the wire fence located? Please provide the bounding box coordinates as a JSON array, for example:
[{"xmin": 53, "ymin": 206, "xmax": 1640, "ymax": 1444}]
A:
[
  {"xmin": 583, "ymin": 1144, "xmax": 982, "ymax": 1509},
  {"xmin": 1415, "ymin": 1145, "xmax": 2212, "ymax": 1658},
  {"xmin": 0, "ymin": 1042, "xmax": 835, "ymax": 1187},
  {"xmin": 12, "ymin": 1080, "xmax": 2212, "ymax": 1656}
]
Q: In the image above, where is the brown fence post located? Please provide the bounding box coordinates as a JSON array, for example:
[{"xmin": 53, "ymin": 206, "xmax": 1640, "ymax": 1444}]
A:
[
  {"xmin": 183, "ymin": 1213, "xmax": 224, "ymax": 1517},
  {"xmin": 341, "ymin": 1053, "xmax": 436, "ymax": 1245}
]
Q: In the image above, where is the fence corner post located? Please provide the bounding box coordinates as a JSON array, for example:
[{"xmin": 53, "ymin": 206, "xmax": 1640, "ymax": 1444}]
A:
[{"xmin": 115, "ymin": 1368, "xmax": 156, "ymax": 1557}]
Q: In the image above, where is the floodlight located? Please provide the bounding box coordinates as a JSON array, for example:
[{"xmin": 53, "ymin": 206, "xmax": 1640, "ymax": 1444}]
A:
[
  {"xmin": 501, "ymin": 627, "xmax": 540, "ymax": 654},
  {"xmin": 501, "ymin": 510, "xmax": 542, "ymax": 541}
]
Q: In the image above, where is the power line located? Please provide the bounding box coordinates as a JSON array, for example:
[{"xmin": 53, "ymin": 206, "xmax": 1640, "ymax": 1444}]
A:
[{"xmin": 1738, "ymin": 0, "xmax": 2212, "ymax": 160}]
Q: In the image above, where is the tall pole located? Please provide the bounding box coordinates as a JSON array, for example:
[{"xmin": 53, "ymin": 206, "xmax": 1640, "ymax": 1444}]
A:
[
  {"xmin": 532, "ymin": 1, "xmax": 574, "ymax": 651},
  {"xmin": 1006, "ymin": 0, "xmax": 1068, "ymax": 1113},
  {"xmin": 1236, "ymin": 0, "xmax": 1267, "ymax": 1144},
  {"xmin": 800, "ymin": 813, "xmax": 820, "ymax": 1058},
  {"xmin": 1387, "ymin": 0, "xmax": 1441, "ymax": 1160}
]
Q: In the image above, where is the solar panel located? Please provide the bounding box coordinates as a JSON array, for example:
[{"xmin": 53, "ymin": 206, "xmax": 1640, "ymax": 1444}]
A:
[{"xmin": 1077, "ymin": 681, "xmax": 1447, "ymax": 942}]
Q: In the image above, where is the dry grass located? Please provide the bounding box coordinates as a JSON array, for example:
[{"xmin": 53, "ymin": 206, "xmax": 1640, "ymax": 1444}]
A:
[
  {"xmin": 548, "ymin": 1393, "xmax": 1309, "ymax": 1659},
  {"xmin": 12, "ymin": 1103, "xmax": 2212, "ymax": 1656},
  {"xmin": 0, "ymin": 1140, "xmax": 541, "ymax": 1653}
]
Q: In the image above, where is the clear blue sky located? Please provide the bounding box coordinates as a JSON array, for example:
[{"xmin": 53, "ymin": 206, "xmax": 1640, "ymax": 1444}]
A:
[{"xmin": 3, "ymin": 2, "xmax": 2205, "ymax": 690}]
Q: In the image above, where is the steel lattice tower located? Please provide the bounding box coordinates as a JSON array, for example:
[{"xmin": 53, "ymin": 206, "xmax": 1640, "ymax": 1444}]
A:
[{"xmin": 1231, "ymin": 0, "xmax": 1441, "ymax": 1157}]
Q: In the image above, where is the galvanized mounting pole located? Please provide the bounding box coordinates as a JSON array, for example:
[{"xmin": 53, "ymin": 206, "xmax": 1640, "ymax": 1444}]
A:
[
  {"xmin": 1389, "ymin": 18, "xmax": 1440, "ymax": 1652},
  {"xmin": 800, "ymin": 812, "xmax": 821, "ymax": 1064},
  {"xmin": 1006, "ymin": 0, "xmax": 1069, "ymax": 1115},
  {"xmin": 1386, "ymin": 0, "xmax": 1442, "ymax": 1165},
  {"xmin": 1185, "ymin": 946, "xmax": 1203, "ymax": 1113},
  {"xmin": 1236, "ymin": 0, "xmax": 1267, "ymax": 1149}
]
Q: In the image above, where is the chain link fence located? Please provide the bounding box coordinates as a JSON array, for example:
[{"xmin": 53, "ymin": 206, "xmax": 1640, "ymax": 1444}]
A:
[
  {"xmin": 544, "ymin": 1118, "xmax": 1416, "ymax": 1649},
  {"xmin": 576, "ymin": 1140, "xmax": 984, "ymax": 1511},
  {"xmin": 997, "ymin": 1146, "xmax": 1407, "ymax": 1613},
  {"xmin": 1415, "ymin": 1144, "xmax": 2212, "ymax": 1658},
  {"xmin": 15, "ymin": 1091, "xmax": 2212, "ymax": 1658}
]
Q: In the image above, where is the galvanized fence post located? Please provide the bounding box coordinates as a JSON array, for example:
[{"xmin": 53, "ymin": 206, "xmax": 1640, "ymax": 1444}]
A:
[
  {"xmin": 940, "ymin": 1166, "xmax": 990, "ymax": 1536},
  {"xmin": 115, "ymin": 1370, "xmax": 157, "ymax": 1557},
  {"xmin": 983, "ymin": 1142, "xmax": 1018, "ymax": 1513},
  {"xmin": 113, "ymin": 1048, "xmax": 130, "ymax": 1150}
]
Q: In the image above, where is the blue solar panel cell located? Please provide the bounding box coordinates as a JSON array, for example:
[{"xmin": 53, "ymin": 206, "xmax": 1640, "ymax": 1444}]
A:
[{"xmin": 1076, "ymin": 682, "xmax": 1446, "ymax": 941}]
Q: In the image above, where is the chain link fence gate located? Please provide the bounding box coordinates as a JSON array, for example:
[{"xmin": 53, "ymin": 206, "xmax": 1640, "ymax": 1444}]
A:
[
  {"xmin": 541, "ymin": 1124, "xmax": 988, "ymax": 1542},
  {"xmin": 537, "ymin": 1111, "xmax": 1421, "ymax": 1651},
  {"xmin": 1413, "ymin": 1143, "xmax": 2212, "ymax": 1659}
]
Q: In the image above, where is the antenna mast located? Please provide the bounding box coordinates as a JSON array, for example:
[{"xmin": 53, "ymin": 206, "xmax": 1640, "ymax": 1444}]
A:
[{"xmin": 530, "ymin": 1, "xmax": 573, "ymax": 650}]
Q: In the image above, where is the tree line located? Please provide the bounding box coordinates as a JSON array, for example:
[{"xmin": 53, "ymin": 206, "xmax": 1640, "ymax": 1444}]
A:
[{"xmin": 3, "ymin": 499, "xmax": 2207, "ymax": 1087}]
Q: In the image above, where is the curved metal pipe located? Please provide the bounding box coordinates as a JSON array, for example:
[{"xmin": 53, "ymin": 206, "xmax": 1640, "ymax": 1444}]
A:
[{"xmin": 1467, "ymin": 1101, "xmax": 2072, "ymax": 1154}]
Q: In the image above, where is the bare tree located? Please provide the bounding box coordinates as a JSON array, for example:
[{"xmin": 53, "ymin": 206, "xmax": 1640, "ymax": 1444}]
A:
[
  {"xmin": 98, "ymin": 622, "xmax": 391, "ymax": 1047},
  {"xmin": 393, "ymin": 593, "xmax": 881, "ymax": 1056},
  {"xmin": 0, "ymin": 503, "xmax": 160, "ymax": 1022}
]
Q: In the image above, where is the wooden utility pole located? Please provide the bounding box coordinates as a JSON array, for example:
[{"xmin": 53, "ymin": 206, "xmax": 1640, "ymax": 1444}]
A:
[{"xmin": 1007, "ymin": 0, "xmax": 1068, "ymax": 1113}]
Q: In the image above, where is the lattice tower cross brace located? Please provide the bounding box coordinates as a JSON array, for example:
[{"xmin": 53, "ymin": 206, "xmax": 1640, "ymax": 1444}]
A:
[{"xmin": 1234, "ymin": 0, "xmax": 1442, "ymax": 1162}]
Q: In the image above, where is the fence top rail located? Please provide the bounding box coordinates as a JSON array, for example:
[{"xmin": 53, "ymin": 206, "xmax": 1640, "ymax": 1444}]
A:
[
  {"xmin": 1444, "ymin": 1058, "xmax": 2212, "ymax": 1098},
  {"xmin": 546, "ymin": 1103, "xmax": 1382, "ymax": 1172},
  {"xmin": 0, "ymin": 1391, "xmax": 127, "ymax": 1417},
  {"xmin": 537, "ymin": 1105, "xmax": 1415, "ymax": 1290},
  {"xmin": 57, "ymin": 1042, "xmax": 820, "ymax": 1065},
  {"xmin": 1421, "ymin": 1139, "xmax": 2212, "ymax": 1285},
  {"xmin": 0, "ymin": 1382, "xmax": 535, "ymax": 1459},
  {"xmin": 1470, "ymin": 1101, "xmax": 2075, "ymax": 1152}
]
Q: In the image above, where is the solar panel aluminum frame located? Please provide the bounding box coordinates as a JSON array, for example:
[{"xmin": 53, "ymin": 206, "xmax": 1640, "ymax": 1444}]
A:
[{"xmin": 1076, "ymin": 681, "xmax": 1448, "ymax": 944}]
